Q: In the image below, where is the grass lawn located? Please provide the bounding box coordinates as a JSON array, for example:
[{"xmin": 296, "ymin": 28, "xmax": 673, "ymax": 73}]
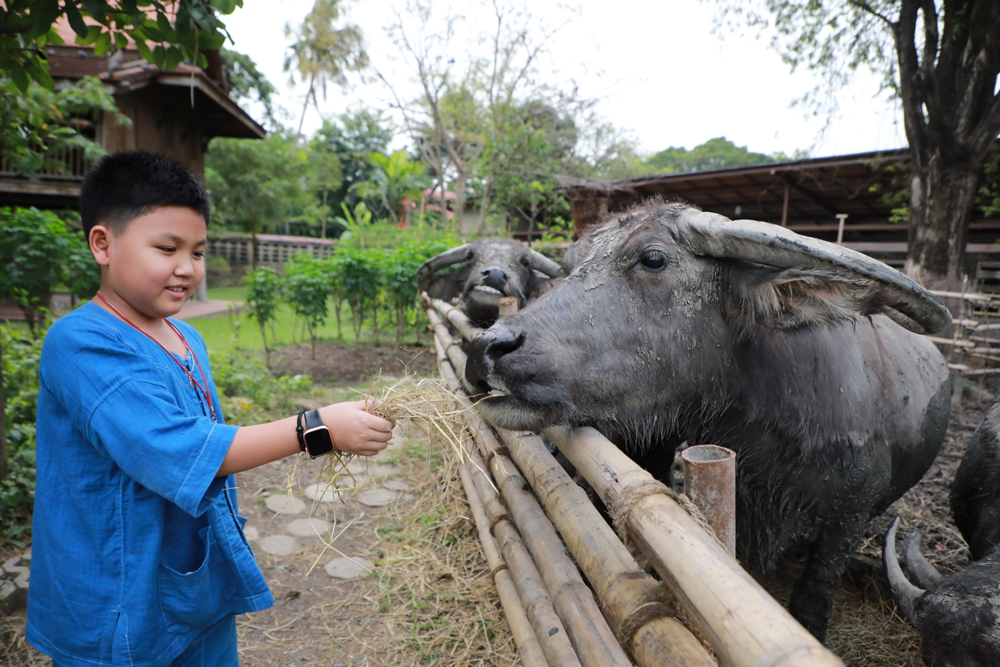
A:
[
  {"xmin": 186, "ymin": 299, "xmax": 429, "ymax": 355},
  {"xmin": 206, "ymin": 286, "xmax": 246, "ymax": 302}
]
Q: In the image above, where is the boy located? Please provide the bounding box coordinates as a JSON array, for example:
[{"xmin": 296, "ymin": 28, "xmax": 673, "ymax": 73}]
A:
[{"xmin": 27, "ymin": 151, "xmax": 394, "ymax": 666}]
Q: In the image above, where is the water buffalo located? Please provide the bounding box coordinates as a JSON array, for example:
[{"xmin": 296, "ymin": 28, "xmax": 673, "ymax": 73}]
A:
[
  {"xmin": 416, "ymin": 238, "xmax": 563, "ymax": 327},
  {"xmin": 465, "ymin": 200, "xmax": 952, "ymax": 640},
  {"xmin": 885, "ymin": 399, "xmax": 1000, "ymax": 666}
]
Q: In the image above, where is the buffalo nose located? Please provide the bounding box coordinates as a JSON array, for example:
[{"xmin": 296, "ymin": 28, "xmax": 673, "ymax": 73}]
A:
[
  {"xmin": 481, "ymin": 267, "xmax": 509, "ymax": 290},
  {"xmin": 466, "ymin": 326, "xmax": 524, "ymax": 393}
]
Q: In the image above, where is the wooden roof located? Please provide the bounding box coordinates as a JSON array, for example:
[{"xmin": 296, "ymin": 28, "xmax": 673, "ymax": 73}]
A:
[{"xmin": 563, "ymin": 149, "xmax": 1000, "ymax": 246}]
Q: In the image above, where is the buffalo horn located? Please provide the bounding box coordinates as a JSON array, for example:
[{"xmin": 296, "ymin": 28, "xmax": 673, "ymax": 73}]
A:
[
  {"xmin": 415, "ymin": 244, "xmax": 472, "ymax": 289},
  {"xmin": 904, "ymin": 529, "xmax": 945, "ymax": 589},
  {"xmin": 883, "ymin": 517, "xmax": 925, "ymax": 623},
  {"xmin": 527, "ymin": 250, "xmax": 564, "ymax": 278},
  {"xmin": 678, "ymin": 210, "xmax": 952, "ymax": 335}
]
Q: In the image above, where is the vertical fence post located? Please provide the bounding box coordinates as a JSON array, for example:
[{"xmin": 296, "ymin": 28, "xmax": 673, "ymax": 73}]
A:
[{"xmin": 681, "ymin": 445, "xmax": 737, "ymax": 557}]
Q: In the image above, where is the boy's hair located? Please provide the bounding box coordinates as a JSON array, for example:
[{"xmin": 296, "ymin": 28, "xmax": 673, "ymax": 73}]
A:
[{"xmin": 79, "ymin": 150, "xmax": 211, "ymax": 237}]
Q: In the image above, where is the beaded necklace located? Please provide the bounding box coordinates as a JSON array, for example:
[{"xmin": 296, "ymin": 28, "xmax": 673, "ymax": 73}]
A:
[{"xmin": 95, "ymin": 291, "xmax": 217, "ymax": 422}]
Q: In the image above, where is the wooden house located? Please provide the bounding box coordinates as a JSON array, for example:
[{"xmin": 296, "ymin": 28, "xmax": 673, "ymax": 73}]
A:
[{"xmin": 0, "ymin": 20, "xmax": 265, "ymax": 210}]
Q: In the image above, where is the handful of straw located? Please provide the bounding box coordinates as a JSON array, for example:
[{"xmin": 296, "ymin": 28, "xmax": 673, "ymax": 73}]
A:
[{"xmin": 364, "ymin": 375, "xmax": 471, "ymax": 464}]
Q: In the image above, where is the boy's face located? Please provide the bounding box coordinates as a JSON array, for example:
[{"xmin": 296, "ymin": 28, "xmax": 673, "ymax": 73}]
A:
[{"xmin": 90, "ymin": 206, "xmax": 207, "ymax": 322}]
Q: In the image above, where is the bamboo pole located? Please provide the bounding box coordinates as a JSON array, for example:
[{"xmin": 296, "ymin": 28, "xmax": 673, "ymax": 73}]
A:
[
  {"xmin": 545, "ymin": 426, "xmax": 844, "ymax": 667},
  {"xmin": 496, "ymin": 430, "xmax": 717, "ymax": 667},
  {"xmin": 459, "ymin": 464, "xmax": 548, "ymax": 667},
  {"xmin": 466, "ymin": 453, "xmax": 583, "ymax": 667},
  {"xmin": 425, "ymin": 294, "xmax": 484, "ymax": 341},
  {"xmin": 487, "ymin": 450, "xmax": 632, "ymax": 667},
  {"xmin": 430, "ymin": 326, "xmax": 713, "ymax": 666},
  {"xmin": 426, "ymin": 308, "xmax": 469, "ymax": 382}
]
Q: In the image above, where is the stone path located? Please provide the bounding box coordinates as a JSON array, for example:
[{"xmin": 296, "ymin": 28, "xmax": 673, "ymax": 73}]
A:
[
  {"xmin": 0, "ymin": 431, "xmax": 414, "ymax": 615},
  {"xmin": 245, "ymin": 437, "xmax": 414, "ymax": 582}
]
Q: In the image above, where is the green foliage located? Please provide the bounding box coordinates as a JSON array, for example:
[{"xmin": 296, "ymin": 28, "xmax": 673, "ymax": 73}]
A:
[
  {"xmin": 285, "ymin": 253, "xmax": 333, "ymax": 354},
  {"xmin": 980, "ymin": 155, "xmax": 1000, "ymax": 220},
  {"xmin": 221, "ymin": 48, "xmax": 280, "ymax": 128},
  {"xmin": 205, "ymin": 133, "xmax": 312, "ymax": 237},
  {"xmin": 645, "ymin": 137, "xmax": 795, "ymax": 174},
  {"xmin": 336, "ymin": 249, "xmax": 383, "ymax": 344},
  {"xmin": 0, "ymin": 1, "xmax": 242, "ymax": 93},
  {"xmin": 243, "ymin": 266, "xmax": 283, "ymax": 357},
  {"xmin": 209, "ymin": 351, "xmax": 312, "ymax": 425},
  {"xmin": 1, "ymin": 323, "xmax": 44, "ymax": 542},
  {"xmin": 354, "ymin": 150, "xmax": 432, "ymax": 223},
  {"xmin": 0, "ymin": 207, "xmax": 99, "ymax": 333},
  {"xmin": 312, "ymin": 108, "xmax": 394, "ymax": 216},
  {"xmin": 0, "ymin": 75, "xmax": 125, "ymax": 175}
]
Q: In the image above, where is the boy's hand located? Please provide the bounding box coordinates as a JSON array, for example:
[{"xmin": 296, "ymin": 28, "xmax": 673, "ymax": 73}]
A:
[{"xmin": 320, "ymin": 401, "xmax": 394, "ymax": 457}]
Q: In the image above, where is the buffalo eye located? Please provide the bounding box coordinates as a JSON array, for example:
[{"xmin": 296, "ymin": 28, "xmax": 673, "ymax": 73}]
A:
[
  {"xmin": 465, "ymin": 250, "xmax": 474, "ymax": 261},
  {"xmin": 639, "ymin": 250, "xmax": 667, "ymax": 271},
  {"xmin": 519, "ymin": 256, "xmax": 531, "ymax": 267}
]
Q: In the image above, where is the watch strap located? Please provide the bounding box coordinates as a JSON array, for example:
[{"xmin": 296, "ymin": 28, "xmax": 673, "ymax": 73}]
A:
[{"xmin": 296, "ymin": 410, "xmax": 307, "ymax": 452}]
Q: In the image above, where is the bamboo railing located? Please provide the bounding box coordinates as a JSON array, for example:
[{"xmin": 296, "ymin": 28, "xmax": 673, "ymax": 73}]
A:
[{"xmin": 422, "ymin": 294, "xmax": 844, "ymax": 667}]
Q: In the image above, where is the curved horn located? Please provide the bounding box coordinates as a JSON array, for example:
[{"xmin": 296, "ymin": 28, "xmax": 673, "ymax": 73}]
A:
[
  {"xmin": 884, "ymin": 517, "xmax": 925, "ymax": 623},
  {"xmin": 415, "ymin": 244, "xmax": 472, "ymax": 289},
  {"xmin": 528, "ymin": 249, "xmax": 564, "ymax": 278},
  {"xmin": 904, "ymin": 529, "xmax": 945, "ymax": 589},
  {"xmin": 677, "ymin": 210, "xmax": 952, "ymax": 335}
]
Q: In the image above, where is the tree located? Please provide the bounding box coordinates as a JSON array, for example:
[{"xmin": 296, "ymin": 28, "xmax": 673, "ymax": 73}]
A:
[
  {"xmin": 645, "ymin": 137, "xmax": 802, "ymax": 174},
  {"xmin": 312, "ymin": 109, "xmax": 394, "ymax": 216},
  {"xmin": 711, "ymin": 0, "xmax": 1000, "ymax": 292},
  {"xmin": 304, "ymin": 143, "xmax": 344, "ymax": 238},
  {"xmin": 221, "ymin": 48, "xmax": 281, "ymax": 128},
  {"xmin": 283, "ymin": 0, "xmax": 367, "ymax": 149},
  {"xmin": 205, "ymin": 134, "xmax": 311, "ymax": 262},
  {"xmin": 353, "ymin": 151, "xmax": 431, "ymax": 223},
  {"xmin": 0, "ymin": 1, "xmax": 241, "ymax": 93}
]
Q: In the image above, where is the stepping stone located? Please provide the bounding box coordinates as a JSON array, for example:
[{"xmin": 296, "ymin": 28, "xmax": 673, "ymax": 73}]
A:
[
  {"xmin": 243, "ymin": 526, "xmax": 259, "ymax": 541},
  {"xmin": 356, "ymin": 488, "xmax": 398, "ymax": 508},
  {"xmin": 346, "ymin": 462, "xmax": 395, "ymax": 478},
  {"xmin": 304, "ymin": 483, "xmax": 343, "ymax": 503},
  {"xmin": 265, "ymin": 494, "xmax": 306, "ymax": 515},
  {"xmin": 287, "ymin": 518, "xmax": 331, "ymax": 538},
  {"xmin": 324, "ymin": 556, "xmax": 374, "ymax": 580},
  {"xmin": 382, "ymin": 479, "xmax": 409, "ymax": 492},
  {"xmin": 259, "ymin": 535, "xmax": 298, "ymax": 556}
]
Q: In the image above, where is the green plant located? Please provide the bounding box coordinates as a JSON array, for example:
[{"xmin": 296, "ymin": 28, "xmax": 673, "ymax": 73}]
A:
[
  {"xmin": 336, "ymin": 249, "xmax": 382, "ymax": 344},
  {"xmin": 0, "ymin": 207, "xmax": 99, "ymax": 334},
  {"xmin": 1, "ymin": 322, "xmax": 44, "ymax": 543},
  {"xmin": 284, "ymin": 253, "xmax": 332, "ymax": 357},
  {"xmin": 243, "ymin": 266, "xmax": 283, "ymax": 363},
  {"xmin": 209, "ymin": 351, "xmax": 313, "ymax": 424}
]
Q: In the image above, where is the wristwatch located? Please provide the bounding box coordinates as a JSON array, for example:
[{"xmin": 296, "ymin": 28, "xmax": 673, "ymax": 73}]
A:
[{"xmin": 296, "ymin": 409, "xmax": 335, "ymax": 458}]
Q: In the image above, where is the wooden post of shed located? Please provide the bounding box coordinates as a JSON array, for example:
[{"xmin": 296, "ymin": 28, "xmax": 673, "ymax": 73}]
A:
[
  {"xmin": 836, "ymin": 214, "xmax": 848, "ymax": 245},
  {"xmin": 781, "ymin": 183, "xmax": 790, "ymax": 227}
]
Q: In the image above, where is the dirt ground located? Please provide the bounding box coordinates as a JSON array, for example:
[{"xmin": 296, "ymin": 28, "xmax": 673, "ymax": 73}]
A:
[{"xmin": 1, "ymin": 342, "xmax": 995, "ymax": 666}]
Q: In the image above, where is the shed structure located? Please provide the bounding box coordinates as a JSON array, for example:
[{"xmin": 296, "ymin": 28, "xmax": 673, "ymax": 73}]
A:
[
  {"xmin": 0, "ymin": 19, "xmax": 265, "ymax": 211},
  {"xmin": 563, "ymin": 150, "xmax": 1000, "ymax": 276}
]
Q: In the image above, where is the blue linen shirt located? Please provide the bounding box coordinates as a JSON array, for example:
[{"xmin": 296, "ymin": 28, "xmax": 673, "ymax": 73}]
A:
[{"xmin": 28, "ymin": 302, "xmax": 274, "ymax": 666}]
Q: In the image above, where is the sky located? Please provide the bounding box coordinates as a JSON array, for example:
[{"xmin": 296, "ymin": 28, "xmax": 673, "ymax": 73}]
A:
[{"xmin": 224, "ymin": 0, "xmax": 908, "ymax": 160}]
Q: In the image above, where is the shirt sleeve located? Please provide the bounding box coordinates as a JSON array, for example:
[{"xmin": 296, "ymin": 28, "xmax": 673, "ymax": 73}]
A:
[{"xmin": 87, "ymin": 377, "xmax": 239, "ymax": 516}]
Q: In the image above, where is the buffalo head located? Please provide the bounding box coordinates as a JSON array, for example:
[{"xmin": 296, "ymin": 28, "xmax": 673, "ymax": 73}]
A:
[
  {"xmin": 885, "ymin": 399, "xmax": 1000, "ymax": 667},
  {"xmin": 466, "ymin": 200, "xmax": 952, "ymax": 640},
  {"xmin": 416, "ymin": 238, "xmax": 563, "ymax": 327}
]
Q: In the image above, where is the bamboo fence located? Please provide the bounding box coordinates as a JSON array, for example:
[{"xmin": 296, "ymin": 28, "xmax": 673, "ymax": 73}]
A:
[{"xmin": 421, "ymin": 294, "xmax": 844, "ymax": 667}]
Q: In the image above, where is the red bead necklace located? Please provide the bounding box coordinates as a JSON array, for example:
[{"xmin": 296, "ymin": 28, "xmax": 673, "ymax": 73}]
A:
[{"xmin": 95, "ymin": 291, "xmax": 217, "ymax": 422}]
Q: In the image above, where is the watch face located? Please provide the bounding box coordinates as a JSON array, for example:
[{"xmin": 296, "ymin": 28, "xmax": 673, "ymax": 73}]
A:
[{"xmin": 304, "ymin": 426, "xmax": 335, "ymax": 457}]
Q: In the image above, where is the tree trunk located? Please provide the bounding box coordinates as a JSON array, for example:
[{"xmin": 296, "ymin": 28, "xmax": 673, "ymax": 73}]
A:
[
  {"xmin": 905, "ymin": 151, "xmax": 982, "ymax": 292},
  {"xmin": 453, "ymin": 170, "xmax": 467, "ymax": 233}
]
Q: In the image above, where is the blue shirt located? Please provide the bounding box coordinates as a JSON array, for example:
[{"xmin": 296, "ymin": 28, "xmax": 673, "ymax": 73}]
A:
[{"xmin": 28, "ymin": 303, "xmax": 274, "ymax": 666}]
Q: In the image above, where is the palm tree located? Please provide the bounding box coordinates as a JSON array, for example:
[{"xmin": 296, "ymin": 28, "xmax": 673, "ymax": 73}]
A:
[
  {"xmin": 354, "ymin": 151, "xmax": 431, "ymax": 224},
  {"xmin": 284, "ymin": 0, "xmax": 368, "ymax": 149}
]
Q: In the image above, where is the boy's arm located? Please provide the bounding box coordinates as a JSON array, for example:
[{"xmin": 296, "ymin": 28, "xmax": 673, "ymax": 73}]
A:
[{"xmin": 218, "ymin": 401, "xmax": 393, "ymax": 477}]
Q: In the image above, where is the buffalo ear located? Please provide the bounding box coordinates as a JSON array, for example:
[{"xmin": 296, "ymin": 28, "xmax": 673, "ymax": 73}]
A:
[{"xmin": 729, "ymin": 265, "xmax": 892, "ymax": 330}]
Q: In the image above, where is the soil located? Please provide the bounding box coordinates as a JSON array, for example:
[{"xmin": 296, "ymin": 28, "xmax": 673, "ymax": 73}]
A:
[
  {"xmin": 269, "ymin": 342, "xmax": 438, "ymax": 384},
  {"xmin": 2, "ymin": 342, "xmax": 995, "ymax": 667}
]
